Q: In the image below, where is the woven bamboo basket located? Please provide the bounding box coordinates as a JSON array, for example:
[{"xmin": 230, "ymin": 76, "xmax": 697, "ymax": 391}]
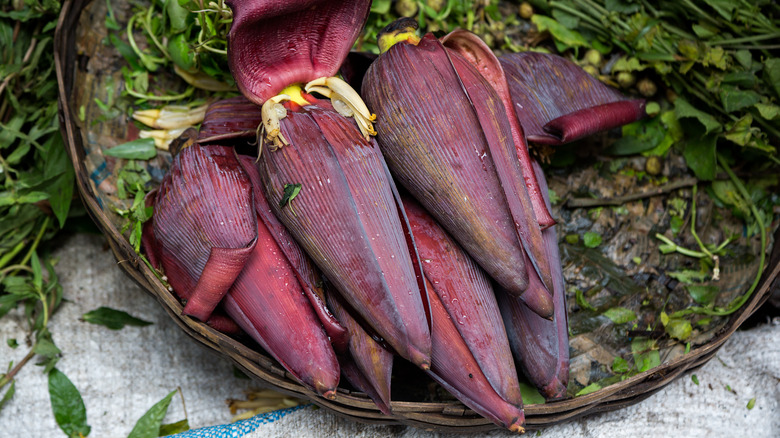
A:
[{"xmin": 55, "ymin": 0, "xmax": 779, "ymax": 432}]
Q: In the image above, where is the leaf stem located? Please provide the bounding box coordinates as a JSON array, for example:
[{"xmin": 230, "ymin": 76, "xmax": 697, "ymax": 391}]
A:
[
  {"xmin": 124, "ymin": 84, "xmax": 194, "ymax": 102},
  {"xmin": 689, "ymin": 185, "xmax": 714, "ymax": 259},
  {"xmin": 0, "ymin": 350, "xmax": 34, "ymax": 390},
  {"xmin": 714, "ymin": 32, "xmax": 780, "ymax": 45},
  {"xmin": 672, "ymin": 155, "xmax": 768, "ymax": 317}
]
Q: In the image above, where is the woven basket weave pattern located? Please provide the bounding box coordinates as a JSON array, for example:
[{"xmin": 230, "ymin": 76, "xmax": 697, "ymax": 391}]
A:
[{"xmin": 54, "ymin": 0, "xmax": 779, "ymax": 432}]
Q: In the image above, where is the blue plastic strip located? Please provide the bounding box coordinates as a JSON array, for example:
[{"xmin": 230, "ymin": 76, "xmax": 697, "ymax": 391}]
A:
[{"xmin": 167, "ymin": 404, "xmax": 309, "ymax": 438}]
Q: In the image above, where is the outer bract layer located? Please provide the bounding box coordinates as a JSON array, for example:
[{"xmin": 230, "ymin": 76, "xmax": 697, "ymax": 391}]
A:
[
  {"xmin": 227, "ymin": 0, "xmax": 371, "ymax": 104},
  {"xmin": 363, "ymin": 33, "xmax": 554, "ymax": 318},
  {"xmin": 255, "ymin": 98, "xmax": 432, "ymax": 369}
]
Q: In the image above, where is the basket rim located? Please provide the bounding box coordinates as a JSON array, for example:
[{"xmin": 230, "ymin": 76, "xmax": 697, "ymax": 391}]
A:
[{"xmin": 54, "ymin": 0, "xmax": 779, "ymax": 431}]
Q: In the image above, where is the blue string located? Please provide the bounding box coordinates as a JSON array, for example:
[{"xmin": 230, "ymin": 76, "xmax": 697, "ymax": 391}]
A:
[{"xmin": 166, "ymin": 404, "xmax": 310, "ymax": 438}]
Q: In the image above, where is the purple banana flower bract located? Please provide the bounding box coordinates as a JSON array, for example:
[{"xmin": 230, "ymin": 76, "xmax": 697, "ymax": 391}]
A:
[{"xmin": 500, "ymin": 52, "xmax": 646, "ymax": 145}]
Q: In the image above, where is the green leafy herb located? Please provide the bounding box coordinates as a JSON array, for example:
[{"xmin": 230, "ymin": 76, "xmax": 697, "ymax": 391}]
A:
[
  {"xmin": 103, "ymin": 138, "xmax": 157, "ymax": 160},
  {"xmin": 6, "ymin": 339, "xmax": 18, "ymax": 349},
  {"xmin": 48, "ymin": 368, "xmax": 91, "ymax": 438},
  {"xmin": 691, "ymin": 374, "xmax": 699, "ymax": 385},
  {"xmin": 0, "ymin": 0, "xmax": 74, "ymax": 415},
  {"xmin": 747, "ymin": 397, "xmax": 756, "ymax": 410},
  {"xmin": 128, "ymin": 390, "xmax": 178, "ymax": 438},
  {"xmin": 535, "ymin": 1, "xmax": 780, "ymax": 175},
  {"xmin": 81, "ymin": 307, "xmax": 153, "ymax": 330}
]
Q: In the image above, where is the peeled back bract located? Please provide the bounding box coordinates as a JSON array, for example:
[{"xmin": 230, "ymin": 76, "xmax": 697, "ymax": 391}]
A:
[{"xmin": 500, "ymin": 52, "xmax": 646, "ymax": 145}]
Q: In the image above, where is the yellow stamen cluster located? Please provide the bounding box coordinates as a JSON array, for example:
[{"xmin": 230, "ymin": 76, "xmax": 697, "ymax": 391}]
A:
[
  {"xmin": 259, "ymin": 94, "xmax": 292, "ymax": 156},
  {"xmin": 133, "ymin": 104, "xmax": 207, "ymax": 150},
  {"xmin": 133, "ymin": 104, "xmax": 208, "ymax": 130},
  {"xmin": 305, "ymin": 76, "xmax": 377, "ymax": 141}
]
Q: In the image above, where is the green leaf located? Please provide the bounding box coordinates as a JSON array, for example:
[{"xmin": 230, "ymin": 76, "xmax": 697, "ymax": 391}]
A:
[
  {"xmin": 747, "ymin": 397, "xmax": 756, "ymax": 410},
  {"xmin": 165, "ymin": 0, "xmax": 189, "ymax": 33},
  {"xmin": 517, "ymin": 381, "xmax": 546, "ymax": 405},
  {"xmin": 702, "ymin": 0, "xmax": 736, "ymax": 20},
  {"xmin": 677, "ymin": 40, "xmax": 700, "ymax": 61},
  {"xmin": 370, "ymin": 0, "xmax": 391, "ymax": 14},
  {"xmin": 665, "ymin": 318, "xmax": 692, "ymax": 340},
  {"xmin": 128, "ymin": 390, "xmax": 177, "ymax": 438},
  {"xmin": 686, "ymin": 285, "xmax": 719, "ymax": 305},
  {"xmin": 602, "ymin": 307, "xmax": 637, "ymax": 324},
  {"xmin": 31, "ymin": 251, "xmax": 43, "ymax": 290},
  {"xmin": 0, "ymin": 381, "xmax": 15, "ymax": 412},
  {"xmin": 765, "ymin": 59, "xmax": 780, "ymax": 99},
  {"xmin": 575, "ymin": 382, "xmax": 602, "ymax": 396},
  {"xmin": 734, "ymin": 50, "xmax": 752, "ymax": 69},
  {"xmin": 531, "ymin": 15, "xmax": 588, "ymax": 49},
  {"xmin": 613, "ymin": 56, "xmax": 646, "ymax": 73},
  {"xmin": 674, "ymin": 98, "xmax": 721, "ymax": 135},
  {"xmin": 682, "ymin": 126, "xmax": 717, "ymax": 181},
  {"xmin": 575, "ymin": 289, "xmax": 596, "ymax": 311},
  {"xmin": 691, "ymin": 374, "xmax": 699, "ymax": 385},
  {"xmin": 631, "ymin": 338, "xmax": 660, "ymax": 372},
  {"xmin": 158, "ymin": 419, "xmax": 190, "ymax": 436},
  {"xmin": 279, "ymin": 183, "xmax": 302, "ymax": 209},
  {"xmin": 724, "ymin": 114, "xmax": 754, "ymax": 146},
  {"xmin": 692, "ymin": 24, "xmax": 717, "ymax": 39},
  {"xmin": 660, "ymin": 311, "xmax": 670, "ymax": 326},
  {"xmin": 48, "ymin": 368, "xmax": 91, "ymax": 438},
  {"xmin": 611, "ymin": 357, "xmax": 630, "ymax": 374},
  {"xmin": 711, "ymin": 180, "xmax": 750, "ymax": 218},
  {"xmin": 583, "ymin": 232, "xmax": 602, "ymax": 248},
  {"xmin": 168, "ymin": 33, "xmax": 195, "ymax": 72},
  {"xmin": 606, "ymin": 118, "xmax": 665, "ymax": 156},
  {"xmin": 702, "ymin": 46, "xmax": 728, "ymax": 70},
  {"xmin": 719, "ymin": 86, "xmax": 761, "ymax": 113},
  {"xmin": 104, "ymin": 138, "xmax": 157, "ymax": 160},
  {"xmin": 33, "ymin": 338, "xmax": 61, "ymax": 358},
  {"xmin": 755, "ymin": 103, "xmax": 780, "ymax": 121},
  {"xmin": 670, "ymin": 215, "xmax": 684, "ymax": 236},
  {"xmin": 41, "ymin": 134, "xmax": 74, "ymax": 227},
  {"xmin": 7, "ymin": 338, "xmax": 18, "ymax": 348},
  {"xmin": 81, "ymin": 307, "xmax": 153, "ymax": 330}
]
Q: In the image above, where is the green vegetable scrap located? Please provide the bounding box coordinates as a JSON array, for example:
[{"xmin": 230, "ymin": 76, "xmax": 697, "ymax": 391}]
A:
[
  {"xmin": 279, "ymin": 183, "xmax": 303, "ymax": 216},
  {"xmin": 583, "ymin": 231, "xmax": 602, "ymax": 248}
]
